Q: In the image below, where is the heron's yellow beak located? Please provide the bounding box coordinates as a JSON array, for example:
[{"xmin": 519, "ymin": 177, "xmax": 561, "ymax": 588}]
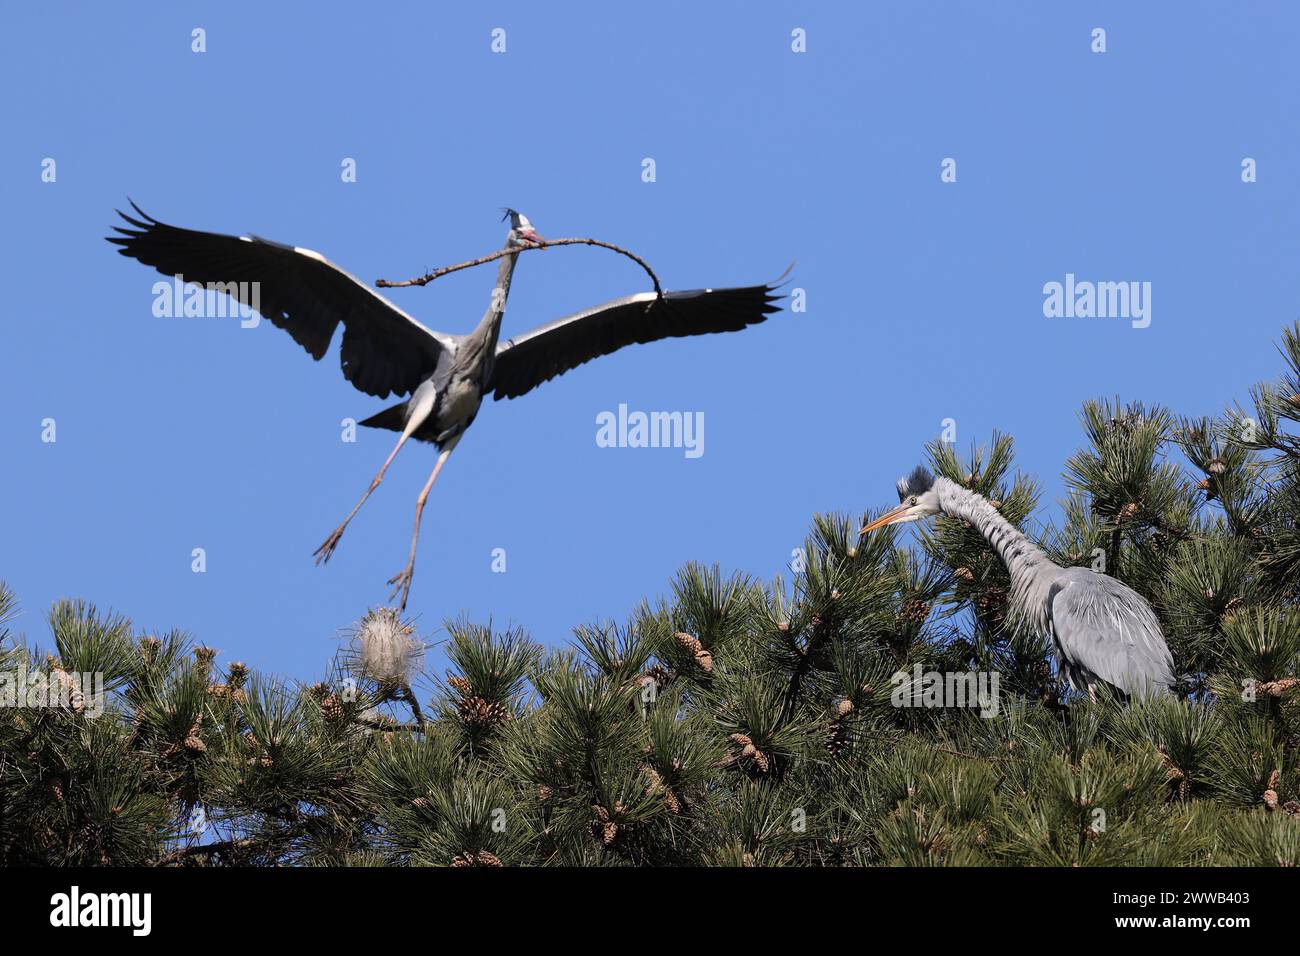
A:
[{"xmin": 858, "ymin": 503, "xmax": 912, "ymax": 537}]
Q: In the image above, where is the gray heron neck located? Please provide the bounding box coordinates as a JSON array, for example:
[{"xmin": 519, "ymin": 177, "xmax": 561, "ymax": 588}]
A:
[
  {"xmin": 935, "ymin": 478, "xmax": 1050, "ymax": 592},
  {"xmin": 474, "ymin": 246, "xmax": 520, "ymax": 351},
  {"xmin": 459, "ymin": 244, "xmax": 519, "ymax": 383}
]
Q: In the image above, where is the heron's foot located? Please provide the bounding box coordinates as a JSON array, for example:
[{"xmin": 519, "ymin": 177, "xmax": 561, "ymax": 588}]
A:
[
  {"xmin": 387, "ymin": 565, "xmax": 415, "ymax": 611},
  {"xmin": 313, "ymin": 525, "xmax": 348, "ymax": 566}
]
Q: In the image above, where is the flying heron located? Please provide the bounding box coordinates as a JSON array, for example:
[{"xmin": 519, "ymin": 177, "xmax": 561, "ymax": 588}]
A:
[
  {"xmin": 108, "ymin": 205, "xmax": 785, "ymax": 608},
  {"xmin": 860, "ymin": 466, "xmax": 1176, "ymax": 700}
]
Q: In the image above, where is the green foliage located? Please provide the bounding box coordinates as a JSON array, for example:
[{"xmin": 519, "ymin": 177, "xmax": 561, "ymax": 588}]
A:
[{"xmin": 5, "ymin": 327, "xmax": 1300, "ymax": 866}]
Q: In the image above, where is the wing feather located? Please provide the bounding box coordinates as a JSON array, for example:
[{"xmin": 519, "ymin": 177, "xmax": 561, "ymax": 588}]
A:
[
  {"xmin": 107, "ymin": 204, "xmax": 456, "ymax": 399},
  {"xmin": 488, "ymin": 280, "xmax": 785, "ymax": 401},
  {"xmin": 1049, "ymin": 568, "xmax": 1175, "ymax": 698}
]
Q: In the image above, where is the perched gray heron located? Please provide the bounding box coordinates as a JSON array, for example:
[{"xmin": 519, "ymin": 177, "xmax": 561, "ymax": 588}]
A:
[
  {"xmin": 108, "ymin": 204, "xmax": 784, "ymax": 609},
  {"xmin": 860, "ymin": 467, "xmax": 1176, "ymax": 700}
]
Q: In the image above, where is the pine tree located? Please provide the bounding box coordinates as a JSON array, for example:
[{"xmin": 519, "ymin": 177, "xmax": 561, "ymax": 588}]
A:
[{"xmin": 4, "ymin": 325, "xmax": 1300, "ymax": 867}]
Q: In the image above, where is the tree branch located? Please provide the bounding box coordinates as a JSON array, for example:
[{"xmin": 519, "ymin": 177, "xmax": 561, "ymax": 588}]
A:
[{"xmin": 376, "ymin": 238, "xmax": 664, "ymax": 298}]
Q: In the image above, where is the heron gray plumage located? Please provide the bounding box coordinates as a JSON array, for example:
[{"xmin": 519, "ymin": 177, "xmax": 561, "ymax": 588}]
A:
[
  {"xmin": 860, "ymin": 466, "xmax": 1176, "ymax": 700},
  {"xmin": 107, "ymin": 204, "xmax": 784, "ymax": 609}
]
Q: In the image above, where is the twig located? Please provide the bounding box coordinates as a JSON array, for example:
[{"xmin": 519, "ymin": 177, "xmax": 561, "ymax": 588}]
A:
[
  {"xmin": 355, "ymin": 718, "xmax": 423, "ymax": 732},
  {"xmin": 153, "ymin": 836, "xmax": 260, "ymax": 867},
  {"xmin": 376, "ymin": 237, "xmax": 664, "ymax": 298}
]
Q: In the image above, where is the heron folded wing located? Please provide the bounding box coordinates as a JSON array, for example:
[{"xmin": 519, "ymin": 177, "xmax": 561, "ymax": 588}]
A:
[
  {"xmin": 488, "ymin": 281, "xmax": 785, "ymax": 401},
  {"xmin": 1048, "ymin": 568, "xmax": 1176, "ymax": 698},
  {"xmin": 107, "ymin": 204, "xmax": 456, "ymax": 399}
]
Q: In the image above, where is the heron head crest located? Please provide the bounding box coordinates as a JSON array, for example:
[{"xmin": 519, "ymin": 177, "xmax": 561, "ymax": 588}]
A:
[
  {"xmin": 501, "ymin": 208, "xmax": 545, "ymax": 246},
  {"xmin": 896, "ymin": 466, "xmax": 935, "ymax": 502},
  {"xmin": 501, "ymin": 207, "xmax": 534, "ymax": 229}
]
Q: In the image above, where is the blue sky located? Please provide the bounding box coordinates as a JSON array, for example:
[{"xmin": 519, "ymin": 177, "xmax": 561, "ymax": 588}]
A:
[{"xmin": 3, "ymin": 2, "xmax": 1299, "ymax": 682}]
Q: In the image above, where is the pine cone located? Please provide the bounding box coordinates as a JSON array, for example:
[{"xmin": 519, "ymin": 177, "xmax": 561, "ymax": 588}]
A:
[
  {"xmin": 676, "ymin": 632, "xmax": 714, "ymax": 672},
  {"xmin": 183, "ymin": 735, "xmax": 207, "ymax": 754},
  {"xmin": 320, "ymin": 694, "xmax": 344, "ymax": 721},
  {"xmin": 451, "ymin": 850, "xmax": 503, "ymax": 867},
  {"xmin": 447, "ymin": 675, "xmax": 472, "ymax": 696},
  {"xmin": 1119, "ymin": 502, "xmax": 1139, "ymax": 521},
  {"xmin": 1259, "ymin": 677, "xmax": 1299, "ymax": 698},
  {"xmin": 954, "ymin": 566, "xmax": 975, "ymax": 583},
  {"xmin": 51, "ymin": 667, "xmax": 85, "ymax": 713},
  {"xmin": 898, "ymin": 598, "xmax": 931, "ymax": 626},
  {"xmin": 825, "ymin": 720, "xmax": 850, "ymax": 758},
  {"xmin": 457, "ymin": 695, "xmax": 510, "ymax": 728},
  {"xmin": 590, "ymin": 804, "xmax": 622, "ymax": 846},
  {"xmin": 834, "ymin": 697, "xmax": 854, "ymax": 717},
  {"xmin": 729, "ymin": 733, "xmax": 770, "ymax": 772},
  {"xmin": 638, "ymin": 664, "xmax": 674, "ymax": 692}
]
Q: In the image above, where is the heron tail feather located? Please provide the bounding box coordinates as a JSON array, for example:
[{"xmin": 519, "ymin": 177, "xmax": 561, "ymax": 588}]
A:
[{"xmin": 359, "ymin": 402, "xmax": 408, "ymax": 433}]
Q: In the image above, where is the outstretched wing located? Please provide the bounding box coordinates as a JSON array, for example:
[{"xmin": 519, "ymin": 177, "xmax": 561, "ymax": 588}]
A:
[
  {"xmin": 488, "ymin": 280, "xmax": 785, "ymax": 401},
  {"xmin": 1048, "ymin": 567, "xmax": 1176, "ymax": 699},
  {"xmin": 107, "ymin": 204, "xmax": 457, "ymax": 399}
]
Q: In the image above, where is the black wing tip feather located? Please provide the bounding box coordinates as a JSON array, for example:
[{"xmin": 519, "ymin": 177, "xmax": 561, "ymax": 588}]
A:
[{"xmin": 106, "ymin": 200, "xmax": 162, "ymax": 248}]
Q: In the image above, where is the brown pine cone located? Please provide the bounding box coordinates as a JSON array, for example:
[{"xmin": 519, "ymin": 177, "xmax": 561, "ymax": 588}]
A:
[
  {"xmin": 457, "ymin": 696, "xmax": 511, "ymax": 727},
  {"xmin": 451, "ymin": 850, "xmax": 503, "ymax": 867},
  {"xmin": 898, "ymin": 598, "xmax": 931, "ymax": 626},
  {"xmin": 320, "ymin": 694, "xmax": 344, "ymax": 721}
]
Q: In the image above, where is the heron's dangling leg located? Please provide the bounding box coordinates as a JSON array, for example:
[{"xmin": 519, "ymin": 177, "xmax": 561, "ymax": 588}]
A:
[
  {"xmin": 388, "ymin": 440, "xmax": 457, "ymax": 611},
  {"xmin": 314, "ymin": 385, "xmax": 437, "ymax": 565},
  {"xmin": 313, "ymin": 432, "xmax": 411, "ymax": 564}
]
